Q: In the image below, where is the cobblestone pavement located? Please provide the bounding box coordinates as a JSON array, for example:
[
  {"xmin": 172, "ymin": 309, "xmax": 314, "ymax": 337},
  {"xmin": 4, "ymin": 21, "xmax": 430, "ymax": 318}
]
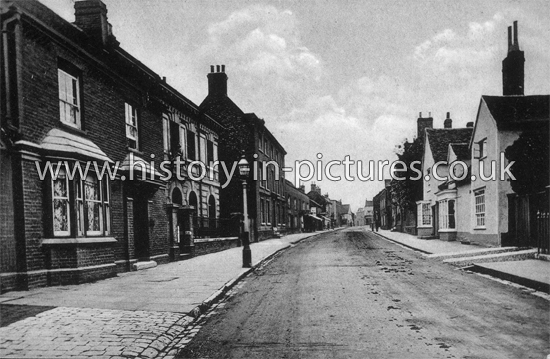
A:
[
  {"xmin": 0, "ymin": 306, "xmax": 194, "ymax": 358},
  {"xmin": 0, "ymin": 232, "xmax": 325, "ymax": 358},
  {"xmin": 0, "ymin": 279, "xmax": 248, "ymax": 358}
]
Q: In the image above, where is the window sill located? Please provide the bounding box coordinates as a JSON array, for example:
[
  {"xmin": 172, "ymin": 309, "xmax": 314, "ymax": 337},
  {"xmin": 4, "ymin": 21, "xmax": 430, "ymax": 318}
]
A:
[
  {"xmin": 473, "ymin": 227, "xmax": 486, "ymax": 231},
  {"xmin": 127, "ymin": 147, "xmax": 144, "ymax": 156},
  {"xmin": 59, "ymin": 122, "xmax": 87, "ymax": 137},
  {"xmin": 42, "ymin": 237, "xmax": 117, "ymax": 245},
  {"xmin": 438, "ymin": 229, "xmax": 457, "ymax": 233},
  {"xmin": 417, "ymin": 225, "xmax": 432, "ymax": 229}
]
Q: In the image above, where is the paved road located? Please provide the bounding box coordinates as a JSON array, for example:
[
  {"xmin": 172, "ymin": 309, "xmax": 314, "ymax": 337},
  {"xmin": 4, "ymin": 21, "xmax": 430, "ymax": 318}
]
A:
[{"xmin": 178, "ymin": 228, "xmax": 549, "ymax": 359}]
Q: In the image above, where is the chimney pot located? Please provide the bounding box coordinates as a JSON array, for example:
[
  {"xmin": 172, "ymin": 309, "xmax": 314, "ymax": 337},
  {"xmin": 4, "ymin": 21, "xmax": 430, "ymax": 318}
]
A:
[
  {"xmin": 513, "ymin": 21, "xmax": 518, "ymax": 47},
  {"xmin": 162, "ymin": 76, "xmax": 166, "ymax": 82},
  {"xmin": 222, "ymin": 65, "xmax": 225, "ymax": 73},
  {"xmin": 446, "ymin": 112, "xmax": 450, "ymax": 119},
  {"xmin": 466, "ymin": 122, "xmax": 474, "ymax": 128},
  {"xmin": 207, "ymin": 65, "xmax": 228, "ymax": 97},
  {"xmin": 508, "ymin": 26, "xmax": 512, "ymax": 52}
]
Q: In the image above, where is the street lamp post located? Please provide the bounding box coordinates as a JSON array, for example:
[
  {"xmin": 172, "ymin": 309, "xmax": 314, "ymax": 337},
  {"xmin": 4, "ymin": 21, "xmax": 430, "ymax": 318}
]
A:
[{"xmin": 238, "ymin": 155, "xmax": 252, "ymax": 268}]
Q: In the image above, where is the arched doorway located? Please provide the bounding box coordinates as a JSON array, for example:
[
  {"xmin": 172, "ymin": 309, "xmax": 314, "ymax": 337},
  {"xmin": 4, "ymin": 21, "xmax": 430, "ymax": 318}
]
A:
[
  {"xmin": 208, "ymin": 195, "xmax": 216, "ymax": 229},
  {"xmin": 172, "ymin": 187, "xmax": 183, "ymax": 205},
  {"xmin": 188, "ymin": 191, "xmax": 198, "ymax": 237},
  {"xmin": 188, "ymin": 191, "xmax": 198, "ymax": 212}
]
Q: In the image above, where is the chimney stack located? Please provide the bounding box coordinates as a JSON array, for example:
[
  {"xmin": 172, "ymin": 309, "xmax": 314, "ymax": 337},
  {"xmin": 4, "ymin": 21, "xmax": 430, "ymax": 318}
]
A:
[
  {"xmin": 444, "ymin": 112, "xmax": 452, "ymax": 128},
  {"xmin": 502, "ymin": 21, "xmax": 525, "ymax": 96},
  {"xmin": 207, "ymin": 64, "xmax": 228, "ymax": 97},
  {"xmin": 466, "ymin": 122, "xmax": 474, "ymax": 128},
  {"xmin": 74, "ymin": 0, "xmax": 116, "ymax": 46},
  {"xmin": 417, "ymin": 112, "xmax": 434, "ymax": 140}
]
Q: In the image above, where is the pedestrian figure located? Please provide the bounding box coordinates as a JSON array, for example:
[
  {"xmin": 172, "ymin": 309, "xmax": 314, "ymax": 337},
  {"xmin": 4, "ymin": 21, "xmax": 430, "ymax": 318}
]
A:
[{"xmin": 374, "ymin": 211, "xmax": 380, "ymax": 232}]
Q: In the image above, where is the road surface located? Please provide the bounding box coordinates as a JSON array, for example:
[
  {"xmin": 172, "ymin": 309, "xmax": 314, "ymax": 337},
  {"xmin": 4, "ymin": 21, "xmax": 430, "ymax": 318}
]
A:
[{"xmin": 178, "ymin": 228, "xmax": 549, "ymax": 359}]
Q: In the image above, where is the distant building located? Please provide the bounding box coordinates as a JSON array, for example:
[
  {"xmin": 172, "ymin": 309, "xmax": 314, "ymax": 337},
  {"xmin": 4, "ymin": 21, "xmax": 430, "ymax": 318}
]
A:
[
  {"xmin": 200, "ymin": 67, "xmax": 287, "ymax": 241},
  {"xmin": 285, "ymin": 180, "xmax": 309, "ymax": 233},
  {"xmin": 364, "ymin": 200, "xmax": 374, "ymax": 225}
]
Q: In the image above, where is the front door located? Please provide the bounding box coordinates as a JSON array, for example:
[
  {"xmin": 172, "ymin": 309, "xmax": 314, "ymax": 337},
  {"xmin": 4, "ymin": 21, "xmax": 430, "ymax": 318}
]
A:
[{"xmin": 134, "ymin": 198, "xmax": 150, "ymax": 260}]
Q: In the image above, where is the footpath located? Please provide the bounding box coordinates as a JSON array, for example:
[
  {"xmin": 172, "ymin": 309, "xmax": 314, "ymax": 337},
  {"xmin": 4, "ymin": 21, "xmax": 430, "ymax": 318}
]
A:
[
  {"xmin": 370, "ymin": 227, "xmax": 550, "ymax": 294},
  {"xmin": 0, "ymin": 230, "xmax": 330, "ymax": 359}
]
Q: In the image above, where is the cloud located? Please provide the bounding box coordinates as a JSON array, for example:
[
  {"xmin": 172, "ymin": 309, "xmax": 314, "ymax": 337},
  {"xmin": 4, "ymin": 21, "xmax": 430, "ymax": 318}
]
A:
[
  {"xmin": 413, "ymin": 14, "xmax": 504, "ymax": 77},
  {"xmin": 197, "ymin": 5, "xmax": 322, "ymax": 114}
]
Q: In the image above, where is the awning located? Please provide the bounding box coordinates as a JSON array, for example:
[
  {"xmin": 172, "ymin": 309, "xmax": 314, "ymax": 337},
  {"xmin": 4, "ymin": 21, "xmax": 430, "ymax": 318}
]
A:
[
  {"xmin": 120, "ymin": 152, "xmax": 164, "ymax": 182},
  {"xmin": 41, "ymin": 128, "xmax": 113, "ymax": 163},
  {"xmin": 307, "ymin": 214, "xmax": 323, "ymax": 221}
]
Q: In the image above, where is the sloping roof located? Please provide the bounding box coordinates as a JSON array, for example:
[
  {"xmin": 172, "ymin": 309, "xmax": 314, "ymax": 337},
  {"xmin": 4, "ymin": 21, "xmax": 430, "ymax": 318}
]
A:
[
  {"xmin": 450, "ymin": 143, "xmax": 470, "ymax": 161},
  {"xmin": 426, "ymin": 128, "xmax": 473, "ymax": 163},
  {"xmin": 200, "ymin": 95, "xmax": 245, "ymax": 124},
  {"xmin": 482, "ymin": 95, "xmax": 550, "ymax": 131},
  {"xmin": 40, "ymin": 128, "xmax": 113, "ymax": 163}
]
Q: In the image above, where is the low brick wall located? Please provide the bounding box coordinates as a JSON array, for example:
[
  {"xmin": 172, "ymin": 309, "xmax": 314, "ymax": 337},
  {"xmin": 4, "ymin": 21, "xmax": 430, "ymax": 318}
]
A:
[{"xmin": 193, "ymin": 237, "xmax": 239, "ymax": 257}]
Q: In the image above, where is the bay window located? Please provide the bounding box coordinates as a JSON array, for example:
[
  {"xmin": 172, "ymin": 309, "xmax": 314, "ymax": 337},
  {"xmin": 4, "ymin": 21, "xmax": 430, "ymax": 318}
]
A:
[
  {"xmin": 51, "ymin": 168, "xmax": 111, "ymax": 237},
  {"xmin": 438, "ymin": 199, "xmax": 456, "ymax": 230}
]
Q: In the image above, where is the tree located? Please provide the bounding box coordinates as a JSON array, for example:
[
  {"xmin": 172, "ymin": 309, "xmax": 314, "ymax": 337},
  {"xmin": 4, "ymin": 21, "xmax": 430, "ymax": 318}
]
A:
[
  {"xmin": 505, "ymin": 129, "xmax": 549, "ymax": 195},
  {"xmin": 390, "ymin": 137, "xmax": 424, "ymax": 210}
]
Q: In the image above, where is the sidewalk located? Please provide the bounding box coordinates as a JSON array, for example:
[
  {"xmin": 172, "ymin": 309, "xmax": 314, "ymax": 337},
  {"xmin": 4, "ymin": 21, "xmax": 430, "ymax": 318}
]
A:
[
  {"xmin": 370, "ymin": 228, "xmax": 481, "ymax": 254},
  {"xmin": 0, "ymin": 230, "xmax": 329, "ymax": 358},
  {"xmin": 369, "ymin": 227, "xmax": 550, "ymax": 293}
]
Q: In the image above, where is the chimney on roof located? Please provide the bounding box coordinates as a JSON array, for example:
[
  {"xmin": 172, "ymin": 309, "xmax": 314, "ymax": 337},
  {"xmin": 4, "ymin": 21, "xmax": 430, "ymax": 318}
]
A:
[
  {"xmin": 74, "ymin": 0, "xmax": 115, "ymax": 46},
  {"xmin": 466, "ymin": 122, "xmax": 474, "ymax": 128},
  {"xmin": 207, "ymin": 64, "xmax": 228, "ymax": 97},
  {"xmin": 417, "ymin": 112, "xmax": 433, "ymax": 139},
  {"xmin": 299, "ymin": 185, "xmax": 305, "ymax": 193},
  {"xmin": 502, "ymin": 21, "xmax": 525, "ymax": 96},
  {"xmin": 311, "ymin": 183, "xmax": 321, "ymax": 194},
  {"xmin": 444, "ymin": 112, "xmax": 452, "ymax": 128}
]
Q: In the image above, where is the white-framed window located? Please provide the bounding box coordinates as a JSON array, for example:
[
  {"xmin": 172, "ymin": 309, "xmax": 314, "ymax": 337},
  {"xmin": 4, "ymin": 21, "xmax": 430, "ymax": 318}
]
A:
[
  {"xmin": 52, "ymin": 170, "xmax": 71, "ymax": 236},
  {"xmin": 474, "ymin": 189, "xmax": 485, "ymax": 227},
  {"xmin": 417, "ymin": 202, "xmax": 432, "ymax": 227},
  {"xmin": 58, "ymin": 68, "xmax": 81, "ymax": 128},
  {"xmin": 267, "ymin": 200, "xmax": 271, "ymax": 224},
  {"xmin": 125, "ymin": 103, "xmax": 139, "ymax": 149},
  {"xmin": 438, "ymin": 199, "xmax": 456, "ymax": 230},
  {"xmin": 51, "ymin": 168, "xmax": 111, "ymax": 237},
  {"xmin": 261, "ymin": 199, "xmax": 266, "ymax": 224}
]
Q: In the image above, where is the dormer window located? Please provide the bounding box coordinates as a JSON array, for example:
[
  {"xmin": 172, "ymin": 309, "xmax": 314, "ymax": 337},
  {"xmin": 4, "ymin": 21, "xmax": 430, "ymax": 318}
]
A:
[{"xmin": 125, "ymin": 103, "xmax": 139, "ymax": 149}]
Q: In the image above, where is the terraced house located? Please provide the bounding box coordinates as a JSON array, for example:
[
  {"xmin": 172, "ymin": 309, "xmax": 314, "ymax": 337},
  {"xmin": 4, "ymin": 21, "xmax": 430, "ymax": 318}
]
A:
[{"xmin": 0, "ymin": 0, "xmax": 225, "ymax": 292}]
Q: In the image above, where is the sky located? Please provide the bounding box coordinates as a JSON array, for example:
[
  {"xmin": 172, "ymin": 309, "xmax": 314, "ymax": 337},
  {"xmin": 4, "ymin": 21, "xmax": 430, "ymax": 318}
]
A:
[{"xmin": 41, "ymin": 0, "xmax": 550, "ymax": 212}]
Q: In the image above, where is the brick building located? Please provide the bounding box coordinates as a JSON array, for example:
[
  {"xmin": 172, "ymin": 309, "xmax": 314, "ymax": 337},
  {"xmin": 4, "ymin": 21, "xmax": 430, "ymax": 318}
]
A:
[
  {"xmin": 285, "ymin": 180, "xmax": 309, "ymax": 233},
  {"xmin": 0, "ymin": 0, "xmax": 225, "ymax": 292},
  {"xmin": 200, "ymin": 66, "xmax": 287, "ymax": 241}
]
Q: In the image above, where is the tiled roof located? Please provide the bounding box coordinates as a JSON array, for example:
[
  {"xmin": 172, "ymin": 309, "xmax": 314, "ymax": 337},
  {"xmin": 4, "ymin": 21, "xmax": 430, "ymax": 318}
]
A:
[
  {"xmin": 426, "ymin": 128, "xmax": 473, "ymax": 163},
  {"xmin": 482, "ymin": 95, "xmax": 549, "ymax": 131},
  {"xmin": 450, "ymin": 143, "xmax": 470, "ymax": 161}
]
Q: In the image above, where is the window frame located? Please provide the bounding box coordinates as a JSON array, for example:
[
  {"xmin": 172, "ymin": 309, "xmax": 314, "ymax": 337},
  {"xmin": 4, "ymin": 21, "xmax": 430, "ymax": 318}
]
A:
[
  {"xmin": 58, "ymin": 68, "xmax": 82, "ymax": 129},
  {"xmin": 474, "ymin": 189, "xmax": 486, "ymax": 228},
  {"xmin": 50, "ymin": 166, "xmax": 111, "ymax": 238},
  {"xmin": 417, "ymin": 202, "xmax": 432, "ymax": 227},
  {"xmin": 125, "ymin": 102, "xmax": 139, "ymax": 149}
]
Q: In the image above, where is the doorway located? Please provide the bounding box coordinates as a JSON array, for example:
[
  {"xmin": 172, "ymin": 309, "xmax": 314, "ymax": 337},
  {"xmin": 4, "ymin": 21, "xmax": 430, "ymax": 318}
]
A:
[{"xmin": 133, "ymin": 197, "xmax": 150, "ymax": 260}]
